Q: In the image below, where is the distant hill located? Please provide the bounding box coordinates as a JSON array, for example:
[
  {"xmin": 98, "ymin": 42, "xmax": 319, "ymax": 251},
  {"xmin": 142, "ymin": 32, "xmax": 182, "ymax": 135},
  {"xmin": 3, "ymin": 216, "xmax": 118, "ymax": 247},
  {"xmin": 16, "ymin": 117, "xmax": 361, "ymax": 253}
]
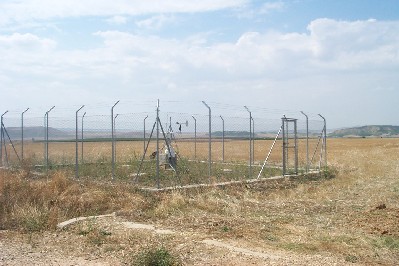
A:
[
  {"xmin": 329, "ymin": 125, "xmax": 399, "ymax": 137},
  {"xmin": 212, "ymin": 131, "xmax": 250, "ymax": 138},
  {"xmin": 5, "ymin": 127, "xmax": 73, "ymax": 140}
]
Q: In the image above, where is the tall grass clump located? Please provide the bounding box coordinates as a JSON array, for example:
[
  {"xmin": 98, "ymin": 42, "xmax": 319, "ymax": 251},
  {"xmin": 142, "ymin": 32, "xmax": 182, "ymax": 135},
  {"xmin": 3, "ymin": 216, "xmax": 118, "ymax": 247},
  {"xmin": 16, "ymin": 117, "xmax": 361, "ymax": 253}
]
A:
[
  {"xmin": 0, "ymin": 170, "xmax": 73, "ymax": 231},
  {"xmin": 0, "ymin": 169, "xmax": 142, "ymax": 233}
]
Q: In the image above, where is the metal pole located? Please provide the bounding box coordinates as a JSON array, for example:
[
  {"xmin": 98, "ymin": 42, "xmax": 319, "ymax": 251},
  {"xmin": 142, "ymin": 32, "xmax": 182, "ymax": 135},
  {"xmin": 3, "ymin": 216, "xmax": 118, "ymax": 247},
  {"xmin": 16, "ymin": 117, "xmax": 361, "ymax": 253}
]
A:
[
  {"xmin": 318, "ymin": 114, "xmax": 327, "ymax": 169},
  {"xmin": 220, "ymin": 115, "xmax": 224, "ymax": 163},
  {"xmin": 114, "ymin": 113, "xmax": 119, "ymax": 164},
  {"xmin": 156, "ymin": 100, "xmax": 160, "ymax": 188},
  {"xmin": 45, "ymin": 106, "xmax": 55, "ymax": 173},
  {"xmin": 252, "ymin": 117, "xmax": 255, "ymax": 165},
  {"xmin": 81, "ymin": 112, "xmax": 86, "ymax": 162},
  {"xmin": 244, "ymin": 106, "xmax": 252, "ymax": 178},
  {"xmin": 300, "ymin": 111, "xmax": 309, "ymax": 172},
  {"xmin": 285, "ymin": 118, "xmax": 289, "ymax": 170},
  {"xmin": 282, "ymin": 116, "xmax": 286, "ymax": 176},
  {"xmin": 1, "ymin": 111, "xmax": 9, "ymax": 166},
  {"xmin": 202, "ymin": 101, "xmax": 211, "ymax": 181},
  {"xmin": 43, "ymin": 113, "xmax": 46, "ymax": 166},
  {"xmin": 294, "ymin": 119, "xmax": 298, "ymax": 174},
  {"xmin": 319, "ymin": 134, "xmax": 324, "ymax": 170},
  {"xmin": 75, "ymin": 105, "xmax": 84, "ymax": 178},
  {"xmin": 192, "ymin": 115, "xmax": 197, "ymax": 160},
  {"xmin": 21, "ymin": 108, "xmax": 29, "ymax": 162},
  {"xmin": 143, "ymin": 115, "xmax": 148, "ymax": 155},
  {"xmin": 111, "ymin": 100, "xmax": 119, "ymax": 180}
]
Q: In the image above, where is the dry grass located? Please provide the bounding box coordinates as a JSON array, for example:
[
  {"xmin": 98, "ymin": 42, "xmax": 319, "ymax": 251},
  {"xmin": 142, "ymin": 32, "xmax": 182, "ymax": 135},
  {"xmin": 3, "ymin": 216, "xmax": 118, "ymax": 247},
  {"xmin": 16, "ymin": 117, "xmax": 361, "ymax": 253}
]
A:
[
  {"xmin": 0, "ymin": 170, "xmax": 146, "ymax": 232},
  {"xmin": 1, "ymin": 138, "xmax": 399, "ymax": 265}
]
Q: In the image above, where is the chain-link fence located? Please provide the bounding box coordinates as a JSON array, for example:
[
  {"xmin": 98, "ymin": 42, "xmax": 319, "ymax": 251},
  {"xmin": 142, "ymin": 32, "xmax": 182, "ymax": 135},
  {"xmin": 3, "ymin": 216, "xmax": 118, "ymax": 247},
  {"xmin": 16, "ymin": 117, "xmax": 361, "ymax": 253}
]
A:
[{"xmin": 0, "ymin": 101, "xmax": 326, "ymax": 189}]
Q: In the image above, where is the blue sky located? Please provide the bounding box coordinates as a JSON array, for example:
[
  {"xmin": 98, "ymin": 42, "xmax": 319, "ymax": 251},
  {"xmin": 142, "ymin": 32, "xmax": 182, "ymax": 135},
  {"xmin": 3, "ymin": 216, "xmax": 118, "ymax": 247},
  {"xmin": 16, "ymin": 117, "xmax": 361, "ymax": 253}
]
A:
[{"xmin": 0, "ymin": 0, "xmax": 399, "ymax": 128}]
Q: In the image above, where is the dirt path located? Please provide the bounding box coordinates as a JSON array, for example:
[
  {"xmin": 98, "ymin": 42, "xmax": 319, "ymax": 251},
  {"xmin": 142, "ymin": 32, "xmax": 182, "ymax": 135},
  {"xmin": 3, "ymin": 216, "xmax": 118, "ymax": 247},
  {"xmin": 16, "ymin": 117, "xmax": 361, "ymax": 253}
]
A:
[{"xmin": 1, "ymin": 214, "xmax": 352, "ymax": 265}]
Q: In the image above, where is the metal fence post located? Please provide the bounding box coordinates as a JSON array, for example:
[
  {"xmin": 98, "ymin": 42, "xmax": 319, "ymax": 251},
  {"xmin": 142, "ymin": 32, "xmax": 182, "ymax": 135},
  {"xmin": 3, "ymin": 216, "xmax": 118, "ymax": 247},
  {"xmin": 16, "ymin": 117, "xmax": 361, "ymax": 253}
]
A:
[
  {"xmin": 156, "ymin": 100, "xmax": 160, "ymax": 188},
  {"xmin": 244, "ymin": 106, "xmax": 252, "ymax": 178},
  {"xmin": 75, "ymin": 105, "xmax": 84, "ymax": 178},
  {"xmin": 21, "ymin": 108, "xmax": 29, "ymax": 162},
  {"xmin": 43, "ymin": 114, "xmax": 46, "ymax": 166},
  {"xmin": 294, "ymin": 119, "xmax": 298, "ymax": 174},
  {"xmin": 191, "ymin": 115, "xmax": 197, "ymax": 160},
  {"xmin": 81, "ymin": 112, "xmax": 86, "ymax": 162},
  {"xmin": 202, "ymin": 101, "xmax": 211, "ymax": 181},
  {"xmin": 220, "ymin": 115, "xmax": 224, "ymax": 163},
  {"xmin": 143, "ymin": 115, "xmax": 148, "ymax": 155},
  {"xmin": 318, "ymin": 114, "xmax": 327, "ymax": 169},
  {"xmin": 45, "ymin": 106, "xmax": 55, "ymax": 173},
  {"xmin": 300, "ymin": 111, "xmax": 309, "ymax": 172},
  {"xmin": 114, "ymin": 113, "xmax": 119, "ymax": 164},
  {"xmin": 282, "ymin": 116, "xmax": 286, "ymax": 176},
  {"xmin": 252, "ymin": 116, "xmax": 255, "ymax": 164},
  {"xmin": 111, "ymin": 100, "xmax": 120, "ymax": 180},
  {"xmin": 1, "ymin": 111, "xmax": 9, "ymax": 166}
]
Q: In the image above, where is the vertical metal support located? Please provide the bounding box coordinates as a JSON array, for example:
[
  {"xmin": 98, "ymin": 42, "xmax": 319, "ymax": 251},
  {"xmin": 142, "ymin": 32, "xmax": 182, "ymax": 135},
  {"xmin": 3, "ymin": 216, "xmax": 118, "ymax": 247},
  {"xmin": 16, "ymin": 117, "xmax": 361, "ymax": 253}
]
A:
[
  {"xmin": 45, "ymin": 106, "xmax": 55, "ymax": 173},
  {"xmin": 156, "ymin": 100, "xmax": 160, "ymax": 188},
  {"xmin": 192, "ymin": 115, "xmax": 197, "ymax": 159},
  {"xmin": 319, "ymin": 134, "xmax": 324, "ymax": 170},
  {"xmin": 202, "ymin": 101, "xmax": 212, "ymax": 181},
  {"xmin": 285, "ymin": 118, "xmax": 289, "ymax": 166},
  {"xmin": 220, "ymin": 115, "xmax": 224, "ymax": 163},
  {"xmin": 300, "ymin": 111, "xmax": 309, "ymax": 172},
  {"xmin": 113, "ymin": 114, "xmax": 119, "ymax": 164},
  {"xmin": 43, "ymin": 115, "xmax": 46, "ymax": 166},
  {"xmin": 111, "ymin": 100, "xmax": 120, "ymax": 180},
  {"xmin": 252, "ymin": 117, "xmax": 255, "ymax": 164},
  {"xmin": 143, "ymin": 115, "xmax": 148, "ymax": 155},
  {"xmin": 281, "ymin": 117, "xmax": 286, "ymax": 175},
  {"xmin": 81, "ymin": 112, "xmax": 86, "ymax": 162},
  {"xmin": 318, "ymin": 114, "xmax": 327, "ymax": 169},
  {"xmin": 75, "ymin": 105, "xmax": 84, "ymax": 178},
  {"xmin": 294, "ymin": 119, "xmax": 298, "ymax": 174},
  {"xmin": 21, "ymin": 108, "xmax": 29, "ymax": 162},
  {"xmin": 43, "ymin": 114, "xmax": 46, "ymax": 166},
  {"xmin": 1, "ymin": 111, "xmax": 9, "ymax": 166},
  {"xmin": 244, "ymin": 106, "xmax": 252, "ymax": 178}
]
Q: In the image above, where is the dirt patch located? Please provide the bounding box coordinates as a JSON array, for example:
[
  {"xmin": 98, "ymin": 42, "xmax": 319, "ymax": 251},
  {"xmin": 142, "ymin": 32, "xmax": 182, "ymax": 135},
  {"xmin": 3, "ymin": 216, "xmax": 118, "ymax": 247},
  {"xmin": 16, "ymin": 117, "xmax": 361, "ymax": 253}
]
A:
[{"xmin": 352, "ymin": 205, "xmax": 399, "ymax": 237}]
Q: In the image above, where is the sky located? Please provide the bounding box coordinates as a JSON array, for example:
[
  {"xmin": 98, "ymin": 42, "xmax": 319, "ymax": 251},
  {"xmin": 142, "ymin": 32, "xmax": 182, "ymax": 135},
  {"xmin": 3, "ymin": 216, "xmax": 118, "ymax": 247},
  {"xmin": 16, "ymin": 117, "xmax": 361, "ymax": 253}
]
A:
[{"xmin": 0, "ymin": 0, "xmax": 398, "ymax": 129}]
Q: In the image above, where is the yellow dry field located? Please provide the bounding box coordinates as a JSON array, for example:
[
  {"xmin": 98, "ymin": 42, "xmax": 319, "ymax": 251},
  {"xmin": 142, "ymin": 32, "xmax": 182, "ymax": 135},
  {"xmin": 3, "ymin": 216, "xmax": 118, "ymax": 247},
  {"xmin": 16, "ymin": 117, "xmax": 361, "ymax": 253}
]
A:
[
  {"xmin": 14, "ymin": 138, "xmax": 321, "ymax": 165},
  {"xmin": 1, "ymin": 138, "xmax": 398, "ymax": 265}
]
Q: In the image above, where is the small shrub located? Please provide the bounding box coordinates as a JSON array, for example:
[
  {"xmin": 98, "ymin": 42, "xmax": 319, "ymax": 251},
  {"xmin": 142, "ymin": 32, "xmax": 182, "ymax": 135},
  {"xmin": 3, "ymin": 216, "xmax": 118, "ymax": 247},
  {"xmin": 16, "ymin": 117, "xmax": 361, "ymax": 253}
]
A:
[
  {"xmin": 345, "ymin": 254, "xmax": 358, "ymax": 263},
  {"xmin": 132, "ymin": 246, "xmax": 181, "ymax": 266},
  {"xmin": 222, "ymin": 225, "xmax": 230, "ymax": 232},
  {"xmin": 322, "ymin": 166, "xmax": 337, "ymax": 179}
]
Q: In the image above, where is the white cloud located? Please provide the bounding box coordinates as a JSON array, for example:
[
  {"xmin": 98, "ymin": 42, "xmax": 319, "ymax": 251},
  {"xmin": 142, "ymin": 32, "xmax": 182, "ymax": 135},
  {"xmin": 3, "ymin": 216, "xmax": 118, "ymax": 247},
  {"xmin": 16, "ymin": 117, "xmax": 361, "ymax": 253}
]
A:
[
  {"xmin": 0, "ymin": 0, "xmax": 248, "ymax": 26},
  {"xmin": 307, "ymin": 18, "xmax": 399, "ymax": 69},
  {"xmin": 136, "ymin": 14, "xmax": 176, "ymax": 30},
  {"xmin": 2, "ymin": 19, "xmax": 398, "ymax": 82},
  {"xmin": 0, "ymin": 32, "xmax": 56, "ymax": 50},
  {"xmin": 0, "ymin": 18, "xmax": 398, "ymax": 127},
  {"xmin": 259, "ymin": 1, "xmax": 285, "ymax": 14},
  {"xmin": 234, "ymin": 0, "xmax": 284, "ymax": 19},
  {"xmin": 106, "ymin": 15, "xmax": 128, "ymax": 25}
]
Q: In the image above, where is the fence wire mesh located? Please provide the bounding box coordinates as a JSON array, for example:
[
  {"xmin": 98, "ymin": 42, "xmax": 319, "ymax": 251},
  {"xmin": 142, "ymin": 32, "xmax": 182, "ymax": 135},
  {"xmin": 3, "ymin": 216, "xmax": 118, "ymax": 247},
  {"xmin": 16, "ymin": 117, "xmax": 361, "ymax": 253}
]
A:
[{"xmin": 0, "ymin": 101, "xmax": 326, "ymax": 188}]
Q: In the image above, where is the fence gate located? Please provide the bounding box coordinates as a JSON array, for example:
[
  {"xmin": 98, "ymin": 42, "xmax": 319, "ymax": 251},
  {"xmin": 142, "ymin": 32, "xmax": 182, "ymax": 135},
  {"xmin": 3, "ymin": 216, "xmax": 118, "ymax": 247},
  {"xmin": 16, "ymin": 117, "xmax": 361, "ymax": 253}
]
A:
[{"xmin": 282, "ymin": 116, "xmax": 298, "ymax": 175}]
